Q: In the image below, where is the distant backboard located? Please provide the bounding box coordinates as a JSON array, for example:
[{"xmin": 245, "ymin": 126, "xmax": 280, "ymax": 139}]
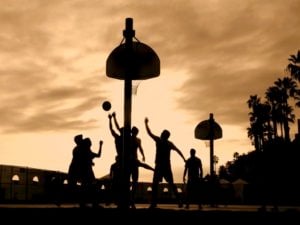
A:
[{"xmin": 195, "ymin": 119, "xmax": 222, "ymax": 140}]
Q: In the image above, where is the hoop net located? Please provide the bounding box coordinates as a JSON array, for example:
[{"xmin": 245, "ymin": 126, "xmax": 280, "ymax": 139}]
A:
[
  {"xmin": 132, "ymin": 80, "xmax": 142, "ymax": 96},
  {"xmin": 204, "ymin": 141, "xmax": 210, "ymax": 148}
]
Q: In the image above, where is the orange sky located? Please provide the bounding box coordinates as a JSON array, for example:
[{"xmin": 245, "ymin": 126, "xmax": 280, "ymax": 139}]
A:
[{"xmin": 0, "ymin": 0, "xmax": 299, "ymax": 182}]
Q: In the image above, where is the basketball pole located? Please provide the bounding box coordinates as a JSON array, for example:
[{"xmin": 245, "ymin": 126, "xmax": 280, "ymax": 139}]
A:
[
  {"xmin": 209, "ymin": 113, "xmax": 214, "ymax": 176},
  {"xmin": 106, "ymin": 17, "xmax": 160, "ymax": 209},
  {"xmin": 120, "ymin": 18, "xmax": 134, "ymax": 209}
]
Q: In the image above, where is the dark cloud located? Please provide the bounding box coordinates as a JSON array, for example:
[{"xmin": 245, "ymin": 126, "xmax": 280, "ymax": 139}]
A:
[
  {"xmin": 0, "ymin": 0, "xmax": 299, "ymax": 135},
  {"xmin": 155, "ymin": 0, "xmax": 300, "ymax": 128},
  {"xmin": 0, "ymin": 90, "xmax": 104, "ymax": 133},
  {"xmin": 0, "ymin": 64, "xmax": 108, "ymax": 134}
]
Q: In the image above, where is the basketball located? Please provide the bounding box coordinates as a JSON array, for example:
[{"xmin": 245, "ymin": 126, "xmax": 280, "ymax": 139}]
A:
[{"xmin": 102, "ymin": 101, "xmax": 111, "ymax": 111}]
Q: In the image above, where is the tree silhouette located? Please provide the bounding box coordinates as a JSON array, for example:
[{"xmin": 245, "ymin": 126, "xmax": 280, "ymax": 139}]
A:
[
  {"xmin": 287, "ymin": 50, "xmax": 300, "ymax": 82},
  {"xmin": 272, "ymin": 77, "xmax": 296, "ymax": 142},
  {"xmin": 247, "ymin": 95, "xmax": 271, "ymax": 151},
  {"xmin": 219, "ymin": 50, "xmax": 300, "ymax": 205},
  {"xmin": 287, "ymin": 50, "xmax": 300, "ymax": 107},
  {"xmin": 265, "ymin": 86, "xmax": 281, "ymax": 138},
  {"xmin": 265, "ymin": 77, "xmax": 297, "ymax": 141}
]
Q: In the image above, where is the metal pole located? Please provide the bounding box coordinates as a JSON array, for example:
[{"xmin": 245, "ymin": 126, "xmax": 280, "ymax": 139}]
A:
[
  {"xmin": 119, "ymin": 17, "xmax": 134, "ymax": 209},
  {"xmin": 209, "ymin": 113, "xmax": 214, "ymax": 176}
]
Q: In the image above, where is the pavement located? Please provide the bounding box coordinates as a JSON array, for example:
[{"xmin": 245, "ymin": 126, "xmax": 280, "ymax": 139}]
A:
[
  {"xmin": 1, "ymin": 203, "xmax": 299, "ymax": 211},
  {"xmin": 0, "ymin": 203, "xmax": 299, "ymax": 224}
]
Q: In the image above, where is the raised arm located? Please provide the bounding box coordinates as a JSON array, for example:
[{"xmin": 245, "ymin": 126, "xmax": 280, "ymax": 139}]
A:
[
  {"xmin": 112, "ymin": 112, "xmax": 121, "ymax": 132},
  {"xmin": 95, "ymin": 140, "xmax": 103, "ymax": 157},
  {"xmin": 109, "ymin": 114, "xmax": 118, "ymax": 138},
  {"xmin": 90, "ymin": 140, "xmax": 103, "ymax": 159},
  {"xmin": 144, "ymin": 117, "xmax": 156, "ymax": 140}
]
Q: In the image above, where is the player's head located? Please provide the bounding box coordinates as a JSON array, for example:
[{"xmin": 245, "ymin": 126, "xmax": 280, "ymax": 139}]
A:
[
  {"xmin": 190, "ymin": 148, "xmax": 196, "ymax": 156},
  {"xmin": 83, "ymin": 138, "xmax": 92, "ymax": 148},
  {"xmin": 131, "ymin": 126, "xmax": 139, "ymax": 136},
  {"xmin": 161, "ymin": 129, "xmax": 170, "ymax": 140},
  {"xmin": 74, "ymin": 134, "xmax": 83, "ymax": 145}
]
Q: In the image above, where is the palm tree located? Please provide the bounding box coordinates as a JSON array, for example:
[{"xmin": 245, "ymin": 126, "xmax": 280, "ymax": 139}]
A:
[
  {"xmin": 247, "ymin": 95, "xmax": 261, "ymax": 151},
  {"xmin": 266, "ymin": 86, "xmax": 281, "ymax": 138},
  {"xmin": 287, "ymin": 50, "xmax": 300, "ymax": 82},
  {"xmin": 247, "ymin": 95, "xmax": 271, "ymax": 150},
  {"xmin": 287, "ymin": 50, "xmax": 300, "ymax": 107},
  {"xmin": 273, "ymin": 77, "xmax": 297, "ymax": 142}
]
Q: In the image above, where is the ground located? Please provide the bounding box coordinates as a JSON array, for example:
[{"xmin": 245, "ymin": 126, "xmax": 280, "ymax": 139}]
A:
[{"xmin": 1, "ymin": 204, "xmax": 299, "ymax": 225}]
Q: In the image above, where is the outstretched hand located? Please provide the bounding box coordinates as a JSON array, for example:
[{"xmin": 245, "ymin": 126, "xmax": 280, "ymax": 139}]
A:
[
  {"xmin": 108, "ymin": 114, "xmax": 112, "ymax": 119},
  {"xmin": 145, "ymin": 117, "xmax": 149, "ymax": 123},
  {"xmin": 112, "ymin": 112, "xmax": 116, "ymax": 117},
  {"xmin": 99, "ymin": 140, "xmax": 103, "ymax": 145}
]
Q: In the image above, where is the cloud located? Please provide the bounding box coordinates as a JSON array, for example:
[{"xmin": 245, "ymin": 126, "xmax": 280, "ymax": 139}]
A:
[
  {"xmin": 164, "ymin": 0, "xmax": 300, "ymax": 127},
  {"xmin": 0, "ymin": 0, "xmax": 299, "ymax": 136}
]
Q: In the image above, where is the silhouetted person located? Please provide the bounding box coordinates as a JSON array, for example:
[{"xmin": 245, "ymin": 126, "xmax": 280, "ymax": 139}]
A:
[
  {"xmin": 145, "ymin": 117, "xmax": 186, "ymax": 209},
  {"xmin": 110, "ymin": 112, "xmax": 154, "ymax": 208},
  {"xmin": 80, "ymin": 137, "xmax": 103, "ymax": 208},
  {"xmin": 68, "ymin": 135, "xmax": 103, "ymax": 208},
  {"xmin": 129, "ymin": 126, "xmax": 154, "ymax": 208},
  {"xmin": 108, "ymin": 112, "xmax": 130, "ymax": 208},
  {"xmin": 183, "ymin": 148, "xmax": 203, "ymax": 209},
  {"xmin": 67, "ymin": 134, "xmax": 84, "ymax": 202},
  {"xmin": 108, "ymin": 112, "xmax": 124, "ymax": 158},
  {"xmin": 109, "ymin": 155, "xmax": 121, "ymax": 206}
]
